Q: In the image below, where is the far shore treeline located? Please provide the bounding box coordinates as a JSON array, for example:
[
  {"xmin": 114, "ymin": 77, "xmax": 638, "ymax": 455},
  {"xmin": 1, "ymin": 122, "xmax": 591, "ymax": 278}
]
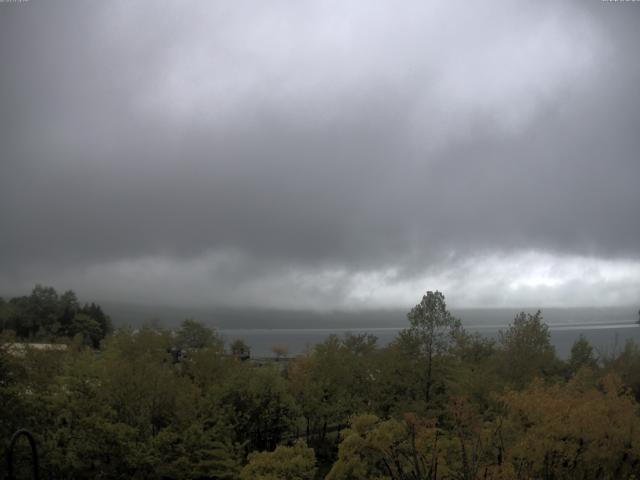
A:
[{"xmin": 2, "ymin": 286, "xmax": 640, "ymax": 479}]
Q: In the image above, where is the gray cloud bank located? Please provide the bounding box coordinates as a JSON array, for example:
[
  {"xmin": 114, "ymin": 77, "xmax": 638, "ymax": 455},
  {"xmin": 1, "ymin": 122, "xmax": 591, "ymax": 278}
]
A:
[{"xmin": 1, "ymin": 1, "xmax": 639, "ymax": 309}]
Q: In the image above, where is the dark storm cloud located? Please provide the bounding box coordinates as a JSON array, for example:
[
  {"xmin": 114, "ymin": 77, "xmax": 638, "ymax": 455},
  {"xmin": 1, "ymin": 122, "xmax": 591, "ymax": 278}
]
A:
[{"xmin": 1, "ymin": 1, "xmax": 639, "ymax": 307}]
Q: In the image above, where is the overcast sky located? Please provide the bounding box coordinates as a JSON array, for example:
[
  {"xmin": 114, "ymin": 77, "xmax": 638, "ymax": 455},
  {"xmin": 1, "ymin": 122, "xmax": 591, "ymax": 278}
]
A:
[{"xmin": 1, "ymin": 1, "xmax": 639, "ymax": 310}]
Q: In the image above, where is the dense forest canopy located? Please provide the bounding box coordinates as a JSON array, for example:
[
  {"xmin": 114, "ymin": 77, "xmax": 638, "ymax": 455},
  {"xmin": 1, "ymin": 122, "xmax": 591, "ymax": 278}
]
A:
[{"xmin": 1, "ymin": 288, "xmax": 640, "ymax": 479}]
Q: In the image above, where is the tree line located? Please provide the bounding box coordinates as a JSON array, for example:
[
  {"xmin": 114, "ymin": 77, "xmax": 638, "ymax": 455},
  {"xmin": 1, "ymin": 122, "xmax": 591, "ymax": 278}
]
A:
[
  {"xmin": 0, "ymin": 285, "xmax": 112, "ymax": 348},
  {"xmin": 1, "ymin": 289, "xmax": 640, "ymax": 479}
]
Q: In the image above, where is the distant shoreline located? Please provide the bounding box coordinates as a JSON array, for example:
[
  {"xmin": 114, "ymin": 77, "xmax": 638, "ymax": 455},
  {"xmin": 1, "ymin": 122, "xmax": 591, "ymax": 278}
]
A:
[{"xmin": 101, "ymin": 303, "xmax": 640, "ymax": 330}]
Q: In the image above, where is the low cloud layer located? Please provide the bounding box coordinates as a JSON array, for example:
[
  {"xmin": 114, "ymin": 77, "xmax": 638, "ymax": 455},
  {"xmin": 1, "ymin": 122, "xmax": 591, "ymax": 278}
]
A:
[{"xmin": 1, "ymin": 1, "xmax": 639, "ymax": 309}]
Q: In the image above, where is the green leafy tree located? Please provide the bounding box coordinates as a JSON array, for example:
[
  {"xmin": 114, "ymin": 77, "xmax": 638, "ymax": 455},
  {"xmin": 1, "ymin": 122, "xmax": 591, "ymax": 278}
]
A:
[
  {"xmin": 28, "ymin": 284, "xmax": 61, "ymax": 337},
  {"xmin": 241, "ymin": 440, "xmax": 316, "ymax": 480},
  {"xmin": 230, "ymin": 338, "xmax": 251, "ymax": 360},
  {"xmin": 373, "ymin": 332, "xmax": 429, "ymax": 416},
  {"xmin": 404, "ymin": 291, "xmax": 462, "ymax": 404},
  {"xmin": 0, "ymin": 297, "xmax": 12, "ymax": 332},
  {"xmin": 1, "ymin": 285, "xmax": 111, "ymax": 345},
  {"xmin": 446, "ymin": 332, "xmax": 501, "ymax": 413},
  {"xmin": 568, "ymin": 335, "xmax": 598, "ymax": 375},
  {"xmin": 183, "ymin": 346, "xmax": 233, "ymax": 390},
  {"xmin": 70, "ymin": 313, "xmax": 103, "ymax": 348},
  {"xmin": 154, "ymin": 424, "xmax": 243, "ymax": 480},
  {"xmin": 7, "ymin": 286, "xmax": 57, "ymax": 338},
  {"xmin": 97, "ymin": 327, "xmax": 199, "ymax": 439},
  {"xmin": 176, "ymin": 318, "xmax": 223, "ymax": 351},
  {"xmin": 288, "ymin": 333, "xmax": 378, "ymax": 450},
  {"xmin": 497, "ymin": 310, "xmax": 559, "ymax": 387},
  {"xmin": 79, "ymin": 302, "xmax": 113, "ymax": 339},
  {"xmin": 0, "ymin": 338, "xmax": 28, "ymax": 471},
  {"xmin": 40, "ymin": 356, "xmax": 155, "ymax": 479},
  {"xmin": 210, "ymin": 365, "xmax": 299, "ymax": 452}
]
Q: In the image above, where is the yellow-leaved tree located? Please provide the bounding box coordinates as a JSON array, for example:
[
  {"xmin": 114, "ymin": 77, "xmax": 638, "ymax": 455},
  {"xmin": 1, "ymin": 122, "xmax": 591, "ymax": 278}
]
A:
[
  {"xmin": 501, "ymin": 373, "xmax": 640, "ymax": 478},
  {"xmin": 240, "ymin": 440, "xmax": 316, "ymax": 480}
]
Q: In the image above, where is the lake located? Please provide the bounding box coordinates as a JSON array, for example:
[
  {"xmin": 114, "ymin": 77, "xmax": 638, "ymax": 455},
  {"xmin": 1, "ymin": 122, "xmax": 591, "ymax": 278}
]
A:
[{"xmin": 220, "ymin": 321, "xmax": 640, "ymax": 358}]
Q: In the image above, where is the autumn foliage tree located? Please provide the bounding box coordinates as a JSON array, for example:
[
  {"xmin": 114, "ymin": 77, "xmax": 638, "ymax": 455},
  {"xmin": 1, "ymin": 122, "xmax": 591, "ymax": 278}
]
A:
[{"xmin": 501, "ymin": 374, "xmax": 640, "ymax": 478}]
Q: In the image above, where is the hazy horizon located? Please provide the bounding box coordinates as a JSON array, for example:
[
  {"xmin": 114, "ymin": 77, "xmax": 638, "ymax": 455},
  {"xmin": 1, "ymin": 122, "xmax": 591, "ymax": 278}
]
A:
[{"xmin": 92, "ymin": 301, "xmax": 639, "ymax": 330}]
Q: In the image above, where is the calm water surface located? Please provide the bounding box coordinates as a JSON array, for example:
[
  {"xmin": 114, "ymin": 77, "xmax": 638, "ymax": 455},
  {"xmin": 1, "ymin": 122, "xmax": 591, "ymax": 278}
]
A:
[{"xmin": 220, "ymin": 322, "xmax": 640, "ymax": 358}]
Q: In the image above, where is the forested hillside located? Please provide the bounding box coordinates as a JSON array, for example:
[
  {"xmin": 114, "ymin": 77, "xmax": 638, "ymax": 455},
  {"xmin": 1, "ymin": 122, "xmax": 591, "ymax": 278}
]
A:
[{"xmin": 2, "ymin": 290, "xmax": 640, "ymax": 479}]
